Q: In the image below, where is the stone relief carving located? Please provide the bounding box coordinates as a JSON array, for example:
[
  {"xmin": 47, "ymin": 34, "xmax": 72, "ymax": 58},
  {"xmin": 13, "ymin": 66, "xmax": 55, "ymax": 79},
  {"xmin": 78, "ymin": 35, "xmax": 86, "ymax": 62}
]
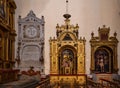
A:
[{"xmin": 16, "ymin": 10, "xmax": 45, "ymax": 74}]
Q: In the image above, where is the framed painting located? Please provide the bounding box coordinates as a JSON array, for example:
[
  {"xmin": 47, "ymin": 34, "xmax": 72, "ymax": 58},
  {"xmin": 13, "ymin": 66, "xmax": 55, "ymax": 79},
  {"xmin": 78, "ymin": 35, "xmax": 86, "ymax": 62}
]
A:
[{"xmin": 94, "ymin": 48, "xmax": 110, "ymax": 73}]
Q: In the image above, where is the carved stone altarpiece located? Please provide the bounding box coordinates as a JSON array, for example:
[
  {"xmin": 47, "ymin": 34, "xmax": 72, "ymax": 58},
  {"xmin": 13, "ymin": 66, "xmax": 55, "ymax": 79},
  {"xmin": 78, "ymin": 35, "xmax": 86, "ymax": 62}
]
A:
[{"xmin": 17, "ymin": 11, "xmax": 45, "ymax": 74}]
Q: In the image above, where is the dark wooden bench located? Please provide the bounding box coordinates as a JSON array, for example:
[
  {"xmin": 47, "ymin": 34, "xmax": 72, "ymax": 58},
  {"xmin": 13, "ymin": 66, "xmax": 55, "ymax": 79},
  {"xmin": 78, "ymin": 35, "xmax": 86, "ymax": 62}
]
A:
[
  {"xmin": 113, "ymin": 79, "xmax": 120, "ymax": 84},
  {"xmin": 36, "ymin": 76, "xmax": 51, "ymax": 88},
  {"xmin": 87, "ymin": 78, "xmax": 106, "ymax": 88},
  {"xmin": 100, "ymin": 78, "xmax": 120, "ymax": 88}
]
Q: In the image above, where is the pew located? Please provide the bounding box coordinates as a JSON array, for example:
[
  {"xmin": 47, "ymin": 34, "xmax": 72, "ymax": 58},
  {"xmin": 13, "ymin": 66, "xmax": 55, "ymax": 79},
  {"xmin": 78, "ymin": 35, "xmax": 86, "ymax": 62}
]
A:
[
  {"xmin": 36, "ymin": 76, "xmax": 51, "ymax": 88},
  {"xmin": 87, "ymin": 78, "xmax": 106, "ymax": 88},
  {"xmin": 113, "ymin": 79, "xmax": 120, "ymax": 84},
  {"xmin": 100, "ymin": 78, "xmax": 120, "ymax": 88}
]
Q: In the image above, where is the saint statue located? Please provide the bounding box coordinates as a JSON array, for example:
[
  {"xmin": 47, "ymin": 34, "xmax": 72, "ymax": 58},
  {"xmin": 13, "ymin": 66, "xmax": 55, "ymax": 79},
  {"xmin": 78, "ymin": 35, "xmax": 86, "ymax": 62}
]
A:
[{"xmin": 62, "ymin": 52, "xmax": 73, "ymax": 74}]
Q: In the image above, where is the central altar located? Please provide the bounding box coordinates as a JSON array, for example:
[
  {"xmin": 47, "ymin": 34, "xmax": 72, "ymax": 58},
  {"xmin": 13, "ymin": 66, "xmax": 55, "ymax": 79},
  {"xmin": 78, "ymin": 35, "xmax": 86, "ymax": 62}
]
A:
[{"xmin": 49, "ymin": 12, "xmax": 86, "ymax": 87}]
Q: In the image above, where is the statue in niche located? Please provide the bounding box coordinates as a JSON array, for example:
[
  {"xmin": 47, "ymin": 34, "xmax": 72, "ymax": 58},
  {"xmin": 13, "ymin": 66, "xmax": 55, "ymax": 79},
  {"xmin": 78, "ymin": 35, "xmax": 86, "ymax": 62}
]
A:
[
  {"xmin": 61, "ymin": 49, "xmax": 73, "ymax": 74},
  {"xmin": 95, "ymin": 49, "xmax": 109, "ymax": 73},
  {"xmin": 62, "ymin": 54, "xmax": 72, "ymax": 68}
]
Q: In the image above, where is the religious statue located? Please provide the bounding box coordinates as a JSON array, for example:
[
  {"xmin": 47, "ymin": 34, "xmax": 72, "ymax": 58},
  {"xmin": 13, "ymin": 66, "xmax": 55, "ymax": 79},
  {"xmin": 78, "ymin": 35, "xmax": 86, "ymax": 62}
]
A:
[
  {"xmin": 62, "ymin": 51, "xmax": 73, "ymax": 74},
  {"xmin": 95, "ymin": 50, "xmax": 109, "ymax": 73}
]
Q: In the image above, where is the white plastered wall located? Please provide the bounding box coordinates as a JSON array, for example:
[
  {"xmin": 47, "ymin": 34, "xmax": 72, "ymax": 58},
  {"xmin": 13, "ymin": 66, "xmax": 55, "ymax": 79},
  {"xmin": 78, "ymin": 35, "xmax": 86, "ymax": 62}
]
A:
[{"xmin": 14, "ymin": 0, "xmax": 120, "ymax": 75}]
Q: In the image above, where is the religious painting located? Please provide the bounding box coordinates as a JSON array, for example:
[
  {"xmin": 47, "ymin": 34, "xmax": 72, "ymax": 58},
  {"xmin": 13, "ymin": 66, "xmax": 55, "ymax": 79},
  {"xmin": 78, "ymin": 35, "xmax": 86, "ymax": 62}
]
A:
[
  {"xmin": 59, "ymin": 49, "xmax": 75, "ymax": 75},
  {"xmin": 94, "ymin": 47, "xmax": 110, "ymax": 73},
  {"xmin": 0, "ymin": 0, "xmax": 5, "ymax": 18},
  {"xmin": 62, "ymin": 49, "xmax": 73, "ymax": 66}
]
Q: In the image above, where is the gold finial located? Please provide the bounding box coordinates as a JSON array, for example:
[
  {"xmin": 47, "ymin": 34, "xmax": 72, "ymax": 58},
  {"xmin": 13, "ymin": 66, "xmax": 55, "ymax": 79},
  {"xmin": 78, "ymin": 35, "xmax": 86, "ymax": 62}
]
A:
[
  {"xmin": 114, "ymin": 32, "xmax": 117, "ymax": 37},
  {"xmin": 63, "ymin": 0, "xmax": 71, "ymax": 19},
  {"xmin": 66, "ymin": 0, "xmax": 68, "ymax": 14},
  {"xmin": 103, "ymin": 25, "xmax": 106, "ymax": 28},
  {"xmin": 91, "ymin": 32, "xmax": 94, "ymax": 38}
]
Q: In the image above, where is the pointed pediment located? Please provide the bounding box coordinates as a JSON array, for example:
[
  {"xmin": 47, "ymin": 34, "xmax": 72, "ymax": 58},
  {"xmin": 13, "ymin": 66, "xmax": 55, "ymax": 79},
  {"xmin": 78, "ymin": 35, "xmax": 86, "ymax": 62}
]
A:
[
  {"xmin": 63, "ymin": 34, "xmax": 73, "ymax": 41},
  {"xmin": 27, "ymin": 10, "xmax": 36, "ymax": 17},
  {"xmin": 18, "ymin": 10, "xmax": 44, "ymax": 24}
]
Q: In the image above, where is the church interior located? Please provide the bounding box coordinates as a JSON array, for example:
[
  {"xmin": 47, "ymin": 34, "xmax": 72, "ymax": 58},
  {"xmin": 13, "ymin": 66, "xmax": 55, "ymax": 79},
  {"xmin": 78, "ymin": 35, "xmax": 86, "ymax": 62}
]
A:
[{"xmin": 0, "ymin": 0, "xmax": 120, "ymax": 88}]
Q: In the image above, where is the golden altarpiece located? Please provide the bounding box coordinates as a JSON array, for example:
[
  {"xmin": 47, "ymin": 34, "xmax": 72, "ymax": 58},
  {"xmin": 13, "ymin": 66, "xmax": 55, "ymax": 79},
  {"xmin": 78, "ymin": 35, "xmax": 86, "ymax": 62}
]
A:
[
  {"xmin": 49, "ymin": 13, "xmax": 86, "ymax": 87},
  {"xmin": 90, "ymin": 25, "xmax": 119, "ymax": 81},
  {"xmin": 0, "ymin": 0, "xmax": 19, "ymax": 83}
]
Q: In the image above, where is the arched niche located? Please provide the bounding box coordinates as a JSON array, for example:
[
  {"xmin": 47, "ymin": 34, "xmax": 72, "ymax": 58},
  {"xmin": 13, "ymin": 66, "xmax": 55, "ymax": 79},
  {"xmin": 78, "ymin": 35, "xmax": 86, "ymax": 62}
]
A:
[
  {"xmin": 94, "ymin": 46, "xmax": 113, "ymax": 73},
  {"xmin": 58, "ymin": 45, "xmax": 77, "ymax": 75}
]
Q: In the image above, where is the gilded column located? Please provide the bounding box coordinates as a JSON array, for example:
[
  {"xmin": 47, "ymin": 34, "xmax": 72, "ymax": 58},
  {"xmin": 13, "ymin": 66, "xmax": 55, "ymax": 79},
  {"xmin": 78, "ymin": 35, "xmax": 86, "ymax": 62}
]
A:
[
  {"xmin": 4, "ymin": 33, "xmax": 9, "ymax": 61},
  {"xmin": 6, "ymin": 2, "xmax": 9, "ymax": 25},
  {"xmin": 114, "ymin": 46, "xmax": 118, "ymax": 72},
  {"xmin": 77, "ymin": 41, "xmax": 85, "ymax": 74},
  {"xmin": 91, "ymin": 44, "xmax": 95, "ymax": 72},
  {"xmin": 0, "ymin": 37, "xmax": 4, "ymax": 59},
  {"xmin": 12, "ymin": 39, "xmax": 15, "ymax": 61}
]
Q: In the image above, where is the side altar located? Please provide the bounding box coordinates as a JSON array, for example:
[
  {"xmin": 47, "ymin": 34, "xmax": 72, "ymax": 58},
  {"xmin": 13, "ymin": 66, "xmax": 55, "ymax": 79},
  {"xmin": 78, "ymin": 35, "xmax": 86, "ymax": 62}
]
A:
[
  {"xmin": 90, "ymin": 25, "xmax": 119, "ymax": 82},
  {"xmin": 49, "ymin": 13, "xmax": 86, "ymax": 87}
]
